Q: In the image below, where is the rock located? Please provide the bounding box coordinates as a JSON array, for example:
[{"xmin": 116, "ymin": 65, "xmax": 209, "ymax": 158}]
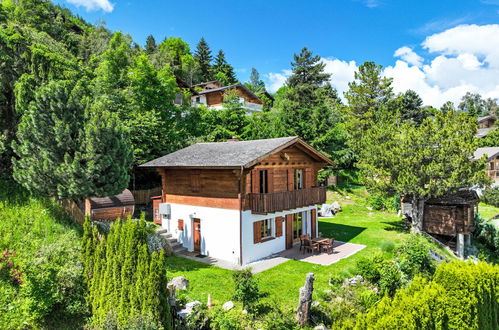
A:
[
  {"xmin": 345, "ymin": 195, "xmax": 351, "ymax": 200},
  {"xmin": 222, "ymin": 301, "xmax": 234, "ymax": 310},
  {"xmin": 177, "ymin": 300, "xmax": 201, "ymax": 318},
  {"xmin": 168, "ymin": 276, "xmax": 189, "ymax": 291},
  {"xmin": 366, "ymin": 206, "xmax": 373, "ymax": 211},
  {"xmin": 342, "ymin": 275, "xmax": 364, "ymax": 287},
  {"xmin": 297, "ymin": 273, "xmax": 315, "ymax": 326},
  {"xmin": 312, "ymin": 301, "xmax": 320, "ymax": 307},
  {"xmin": 242, "ymin": 309, "xmax": 248, "ymax": 314},
  {"xmin": 314, "ymin": 326, "xmax": 327, "ymax": 330}
]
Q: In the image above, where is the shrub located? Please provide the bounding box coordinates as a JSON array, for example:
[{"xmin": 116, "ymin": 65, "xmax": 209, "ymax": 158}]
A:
[
  {"xmin": 481, "ymin": 186, "xmax": 499, "ymax": 207},
  {"xmin": 380, "ymin": 240, "xmax": 395, "ymax": 254},
  {"xmin": 367, "ymin": 194, "xmax": 399, "ymax": 211},
  {"xmin": 474, "ymin": 213, "xmax": 499, "ymax": 252},
  {"xmin": 396, "ymin": 235, "xmax": 435, "ymax": 278},
  {"xmin": 232, "ymin": 268, "xmax": 260, "ymax": 309},
  {"xmin": 209, "ymin": 307, "xmax": 249, "ymax": 330},
  {"xmin": 356, "ymin": 253, "xmax": 384, "ymax": 283},
  {"xmin": 378, "ymin": 260, "xmax": 402, "ymax": 296}
]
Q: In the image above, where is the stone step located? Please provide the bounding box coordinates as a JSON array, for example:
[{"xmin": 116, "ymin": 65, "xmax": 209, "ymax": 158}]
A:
[
  {"xmin": 170, "ymin": 241, "xmax": 182, "ymax": 249},
  {"xmin": 156, "ymin": 228, "xmax": 168, "ymax": 235},
  {"xmin": 173, "ymin": 246, "xmax": 187, "ymax": 254},
  {"xmin": 160, "ymin": 232, "xmax": 172, "ymax": 239}
]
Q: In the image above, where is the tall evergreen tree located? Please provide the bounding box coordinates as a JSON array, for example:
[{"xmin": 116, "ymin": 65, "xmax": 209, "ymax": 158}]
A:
[
  {"xmin": 145, "ymin": 35, "xmax": 157, "ymax": 54},
  {"xmin": 213, "ymin": 49, "xmax": 237, "ymax": 85},
  {"xmin": 458, "ymin": 92, "xmax": 488, "ymax": 117},
  {"xmin": 398, "ymin": 89, "xmax": 433, "ymax": 125},
  {"xmin": 193, "ymin": 37, "xmax": 213, "ymax": 83},
  {"xmin": 245, "ymin": 67, "xmax": 265, "ymax": 94},
  {"xmin": 287, "ymin": 47, "xmax": 330, "ymax": 92}
]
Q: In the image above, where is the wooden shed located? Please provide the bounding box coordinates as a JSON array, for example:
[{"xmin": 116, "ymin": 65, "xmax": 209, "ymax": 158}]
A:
[
  {"xmin": 84, "ymin": 189, "xmax": 135, "ymax": 221},
  {"xmin": 423, "ymin": 190, "xmax": 479, "ymax": 236}
]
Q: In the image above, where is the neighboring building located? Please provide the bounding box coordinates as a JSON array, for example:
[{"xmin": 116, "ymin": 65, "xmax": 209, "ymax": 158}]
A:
[
  {"xmin": 82, "ymin": 189, "xmax": 135, "ymax": 221},
  {"xmin": 191, "ymin": 80, "xmax": 271, "ymax": 113},
  {"xmin": 140, "ymin": 136, "xmax": 333, "ymax": 265},
  {"xmin": 474, "ymin": 147, "xmax": 499, "ymax": 185},
  {"xmin": 476, "ymin": 115, "xmax": 497, "ymax": 138}
]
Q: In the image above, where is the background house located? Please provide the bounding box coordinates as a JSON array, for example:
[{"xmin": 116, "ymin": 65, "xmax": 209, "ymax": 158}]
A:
[
  {"xmin": 476, "ymin": 115, "xmax": 497, "ymax": 138},
  {"xmin": 474, "ymin": 147, "xmax": 499, "ymax": 185},
  {"xmin": 140, "ymin": 136, "xmax": 333, "ymax": 265}
]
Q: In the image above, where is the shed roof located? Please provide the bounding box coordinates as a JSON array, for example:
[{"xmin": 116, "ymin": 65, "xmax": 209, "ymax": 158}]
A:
[
  {"xmin": 140, "ymin": 136, "xmax": 334, "ymax": 169},
  {"xmin": 477, "ymin": 115, "xmax": 497, "ymax": 123},
  {"xmin": 477, "ymin": 127, "xmax": 498, "ymax": 138},
  {"xmin": 426, "ymin": 190, "xmax": 479, "ymax": 206},
  {"xmin": 89, "ymin": 189, "xmax": 135, "ymax": 209},
  {"xmin": 474, "ymin": 147, "xmax": 499, "ymax": 160}
]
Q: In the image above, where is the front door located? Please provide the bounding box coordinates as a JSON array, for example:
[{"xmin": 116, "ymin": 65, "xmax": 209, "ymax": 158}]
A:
[
  {"xmin": 193, "ymin": 218, "xmax": 201, "ymax": 252},
  {"xmin": 292, "ymin": 212, "xmax": 303, "ymax": 242}
]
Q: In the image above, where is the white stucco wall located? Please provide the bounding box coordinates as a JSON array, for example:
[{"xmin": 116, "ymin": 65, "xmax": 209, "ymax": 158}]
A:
[
  {"xmin": 241, "ymin": 205, "xmax": 317, "ymax": 265},
  {"xmin": 160, "ymin": 203, "xmax": 241, "ymax": 264}
]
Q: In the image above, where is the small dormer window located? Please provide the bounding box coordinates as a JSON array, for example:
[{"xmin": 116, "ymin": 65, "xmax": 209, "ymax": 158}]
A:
[{"xmin": 195, "ymin": 97, "xmax": 200, "ymax": 103}]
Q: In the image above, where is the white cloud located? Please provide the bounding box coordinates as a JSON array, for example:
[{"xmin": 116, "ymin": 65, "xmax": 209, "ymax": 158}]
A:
[
  {"xmin": 394, "ymin": 46, "xmax": 423, "ymax": 67},
  {"xmin": 65, "ymin": 0, "xmax": 114, "ymax": 12},
  {"xmin": 266, "ymin": 24, "xmax": 499, "ymax": 108},
  {"xmin": 267, "ymin": 70, "xmax": 291, "ymax": 93}
]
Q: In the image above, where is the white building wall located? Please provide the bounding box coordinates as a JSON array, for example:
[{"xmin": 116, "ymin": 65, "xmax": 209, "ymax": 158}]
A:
[
  {"xmin": 241, "ymin": 205, "xmax": 317, "ymax": 265},
  {"xmin": 160, "ymin": 203, "xmax": 241, "ymax": 264}
]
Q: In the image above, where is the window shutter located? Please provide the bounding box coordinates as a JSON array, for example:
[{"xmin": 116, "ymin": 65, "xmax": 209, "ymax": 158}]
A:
[
  {"xmin": 267, "ymin": 168, "xmax": 274, "ymax": 193},
  {"xmin": 310, "ymin": 209, "xmax": 317, "ymax": 238},
  {"xmin": 275, "ymin": 217, "xmax": 283, "ymax": 237},
  {"xmin": 178, "ymin": 219, "xmax": 184, "ymax": 231},
  {"xmin": 287, "ymin": 169, "xmax": 294, "ymax": 191},
  {"xmin": 253, "ymin": 221, "xmax": 261, "ymax": 244},
  {"xmin": 305, "ymin": 168, "xmax": 312, "ymax": 188},
  {"xmin": 251, "ymin": 169, "xmax": 260, "ymax": 193}
]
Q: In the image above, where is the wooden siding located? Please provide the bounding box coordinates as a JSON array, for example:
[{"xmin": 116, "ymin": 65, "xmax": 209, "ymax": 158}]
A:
[
  {"xmin": 487, "ymin": 155, "xmax": 499, "ymax": 182},
  {"xmin": 478, "ymin": 118, "xmax": 496, "ymax": 128},
  {"xmin": 91, "ymin": 205, "xmax": 134, "ymax": 222},
  {"xmin": 423, "ymin": 204, "xmax": 474, "ymax": 236},
  {"xmin": 162, "ymin": 169, "xmax": 240, "ymax": 198},
  {"xmin": 132, "ymin": 186, "xmax": 162, "ymax": 204},
  {"xmin": 248, "ymin": 187, "xmax": 327, "ymax": 214}
]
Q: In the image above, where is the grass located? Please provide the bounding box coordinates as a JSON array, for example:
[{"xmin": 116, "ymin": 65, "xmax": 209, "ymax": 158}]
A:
[
  {"xmin": 478, "ymin": 202, "xmax": 499, "ymax": 220},
  {"xmin": 166, "ymin": 186, "xmax": 415, "ymax": 308}
]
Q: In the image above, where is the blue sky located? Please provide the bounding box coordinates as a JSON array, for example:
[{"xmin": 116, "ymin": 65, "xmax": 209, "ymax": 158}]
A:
[{"xmin": 56, "ymin": 0, "xmax": 499, "ymax": 106}]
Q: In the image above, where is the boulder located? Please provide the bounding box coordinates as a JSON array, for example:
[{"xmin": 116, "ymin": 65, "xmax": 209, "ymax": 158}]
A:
[
  {"xmin": 314, "ymin": 326, "xmax": 327, "ymax": 330},
  {"xmin": 342, "ymin": 275, "xmax": 364, "ymax": 288},
  {"xmin": 177, "ymin": 300, "xmax": 202, "ymax": 318},
  {"xmin": 222, "ymin": 301, "xmax": 234, "ymax": 310},
  {"xmin": 168, "ymin": 276, "xmax": 189, "ymax": 291}
]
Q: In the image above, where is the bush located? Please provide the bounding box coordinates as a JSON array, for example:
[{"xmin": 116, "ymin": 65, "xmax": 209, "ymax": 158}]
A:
[
  {"xmin": 396, "ymin": 235, "xmax": 435, "ymax": 278},
  {"xmin": 379, "ymin": 240, "xmax": 395, "ymax": 254},
  {"xmin": 355, "ymin": 261, "xmax": 499, "ymax": 329},
  {"xmin": 474, "ymin": 213, "xmax": 499, "ymax": 251},
  {"xmin": 356, "ymin": 253, "xmax": 384, "ymax": 283},
  {"xmin": 378, "ymin": 260, "xmax": 402, "ymax": 296},
  {"xmin": 481, "ymin": 186, "xmax": 499, "ymax": 207},
  {"xmin": 209, "ymin": 307, "xmax": 249, "ymax": 330},
  {"xmin": 232, "ymin": 268, "xmax": 260, "ymax": 310}
]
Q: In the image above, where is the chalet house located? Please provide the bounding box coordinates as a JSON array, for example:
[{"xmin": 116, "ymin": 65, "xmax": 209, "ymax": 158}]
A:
[
  {"xmin": 191, "ymin": 80, "xmax": 272, "ymax": 113},
  {"xmin": 140, "ymin": 136, "xmax": 333, "ymax": 265},
  {"xmin": 474, "ymin": 147, "xmax": 499, "ymax": 185},
  {"xmin": 476, "ymin": 115, "xmax": 497, "ymax": 138}
]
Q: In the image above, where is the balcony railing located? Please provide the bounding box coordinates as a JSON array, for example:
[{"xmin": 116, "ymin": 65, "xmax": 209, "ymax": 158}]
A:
[{"xmin": 248, "ymin": 186, "xmax": 327, "ymax": 214}]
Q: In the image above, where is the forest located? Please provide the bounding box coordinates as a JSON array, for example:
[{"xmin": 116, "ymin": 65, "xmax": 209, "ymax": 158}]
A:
[{"xmin": 0, "ymin": 0, "xmax": 498, "ymax": 329}]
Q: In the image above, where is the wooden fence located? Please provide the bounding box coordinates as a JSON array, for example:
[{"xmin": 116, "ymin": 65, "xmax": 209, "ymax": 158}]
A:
[
  {"xmin": 131, "ymin": 187, "xmax": 162, "ymax": 205},
  {"xmin": 58, "ymin": 199, "xmax": 85, "ymax": 225},
  {"xmin": 248, "ymin": 186, "xmax": 327, "ymax": 214}
]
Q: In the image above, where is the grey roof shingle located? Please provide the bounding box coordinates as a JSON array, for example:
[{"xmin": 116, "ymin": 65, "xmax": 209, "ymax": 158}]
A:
[
  {"xmin": 474, "ymin": 147, "xmax": 499, "ymax": 160},
  {"xmin": 477, "ymin": 127, "xmax": 498, "ymax": 138},
  {"xmin": 140, "ymin": 136, "xmax": 332, "ymax": 168}
]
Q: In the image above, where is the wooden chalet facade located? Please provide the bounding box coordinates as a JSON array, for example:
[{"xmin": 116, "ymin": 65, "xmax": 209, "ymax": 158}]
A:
[
  {"xmin": 83, "ymin": 189, "xmax": 135, "ymax": 221},
  {"xmin": 474, "ymin": 147, "xmax": 499, "ymax": 185},
  {"xmin": 191, "ymin": 81, "xmax": 271, "ymax": 112},
  {"xmin": 140, "ymin": 136, "xmax": 333, "ymax": 265},
  {"xmin": 476, "ymin": 115, "xmax": 497, "ymax": 138}
]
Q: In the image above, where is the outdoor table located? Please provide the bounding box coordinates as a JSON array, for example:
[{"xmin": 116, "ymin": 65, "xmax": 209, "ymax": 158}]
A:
[{"xmin": 312, "ymin": 238, "xmax": 329, "ymax": 252}]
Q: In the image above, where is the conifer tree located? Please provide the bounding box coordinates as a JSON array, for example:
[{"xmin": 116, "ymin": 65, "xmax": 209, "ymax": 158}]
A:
[
  {"xmin": 145, "ymin": 35, "xmax": 157, "ymax": 54},
  {"xmin": 213, "ymin": 49, "xmax": 237, "ymax": 84},
  {"xmin": 193, "ymin": 37, "xmax": 213, "ymax": 83}
]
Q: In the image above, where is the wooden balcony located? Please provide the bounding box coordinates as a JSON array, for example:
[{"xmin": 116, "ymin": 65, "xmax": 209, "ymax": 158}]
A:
[{"xmin": 248, "ymin": 186, "xmax": 327, "ymax": 214}]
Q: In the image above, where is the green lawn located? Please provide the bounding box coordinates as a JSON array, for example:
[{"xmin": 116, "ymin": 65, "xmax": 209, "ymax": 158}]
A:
[
  {"xmin": 166, "ymin": 187, "xmax": 415, "ymax": 308},
  {"xmin": 478, "ymin": 202, "xmax": 499, "ymax": 219}
]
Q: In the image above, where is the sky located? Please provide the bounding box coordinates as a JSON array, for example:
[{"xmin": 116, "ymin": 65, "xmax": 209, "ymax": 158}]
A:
[{"xmin": 54, "ymin": 0, "xmax": 499, "ymax": 107}]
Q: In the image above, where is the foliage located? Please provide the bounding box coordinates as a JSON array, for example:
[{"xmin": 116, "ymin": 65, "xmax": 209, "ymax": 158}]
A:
[
  {"xmin": 481, "ymin": 186, "xmax": 499, "ymax": 208},
  {"xmin": 474, "ymin": 213, "xmax": 499, "ymax": 252},
  {"xmin": 213, "ymin": 49, "xmax": 237, "ymax": 85},
  {"xmin": 83, "ymin": 217, "xmax": 172, "ymax": 329},
  {"xmin": 209, "ymin": 307, "xmax": 250, "ymax": 330},
  {"xmin": 0, "ymin": 177, "xmax": 86, "ymax": 328},
  {"xmin": 397, "ymin": 90, "xmax": 435, "ymax": 125},
  {"xmin": 193, "ymin": 37, "xmax": 213, "ymax": 83},
  {"xmin": 145, "ymin": 35, "xmax": 157, "ymax": 54},
  {"xmin": 232, "ymin": 268, "xmax": 260, "ymax": 310},
  {"xmin": 355, "ymin": 261, "xmax": 499, "ymax": 330},
  {"xmin": 458, "ymin": 92, "xmax": 497, "ymax": 117},
  {"xmin": 356, "ymin": 253, "xmax": 384, "ymax": 284},
  {"xmin": 396, "ymin": 234, "xmax": 435, "ymax": 278},
  {"xmin": 378, "ymin": 259, "xmax": 402, "ymax": 296},
  {"xmin": 366, "ymin": 193, "xmax": 398, "ymax": 211}
]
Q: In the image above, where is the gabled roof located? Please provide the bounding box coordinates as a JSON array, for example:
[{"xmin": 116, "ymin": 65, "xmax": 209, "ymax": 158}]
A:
[
  {"xmin": 474, "ymin": 147, "xmax": 499, "ymax": 160},
  {"xmin": 140, "ymin": 136, "xmax": 334, "ymax": 169},
  {"xmin": 88, "ymin": 189, "xmax": 135, "ymax": 209},
  {"xmin": 477, "ymin": 127, "xmax": 498, "ymax": 138},
  {"xmin": 477, "ymin": 115, "xmax": 497, "ymax": 123}
]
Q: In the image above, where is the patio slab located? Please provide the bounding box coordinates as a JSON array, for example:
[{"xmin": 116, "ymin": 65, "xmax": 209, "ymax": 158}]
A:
[{"xmin": 177, "ymin": 240, "xmax": 366, "ymax": 273}]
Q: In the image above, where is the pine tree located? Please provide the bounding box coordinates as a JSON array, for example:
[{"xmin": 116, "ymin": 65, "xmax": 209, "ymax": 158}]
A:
[
  {"xmin": 213, "ymin": 50, "xmax": 237, "ymax": 85},
  {"xmin": 145, "ymin": 35, "xmax": 157, "ymax": 54},
  {"xmin": 193, "ymin": 37, "xmax": 213, "ymax": 83},
  {"xmin": 245, "ymin": 67, "xmax": 265, "ymax": 94}
]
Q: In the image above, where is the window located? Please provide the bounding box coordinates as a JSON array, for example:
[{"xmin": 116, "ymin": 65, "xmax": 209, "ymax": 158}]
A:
[
  {"xmin": 195, "ymin": 96, "xmax": 201, "ymax": 103},
  {"xmin": 259, "ymin": 170, "xmax": 268, "ymax": 193},
  {"xmin": 294, "ymin": 169, "xmax": 303, "ymax": 190},
  {"xmin": 292, "ymin": 212, "xmax": 303, "ymax": 240},
  {"xmin": 490, "ymin": 162, "xmax": 495, "ymax": 170},
  {"xmin": 260, "ymin": 219, "xmax": 272, "ymax": 240}
]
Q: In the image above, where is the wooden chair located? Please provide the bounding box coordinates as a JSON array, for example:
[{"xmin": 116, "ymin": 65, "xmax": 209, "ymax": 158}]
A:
[
  {"xmin": 321, "ymin": 238, "xmax": 335, "ymax": 254},
  {"xmin": 303, "ymin": 239, "xmax": 320, "ymax": 254},
  {"xmin": 299, "ymin": 234, "xmax": 310, "ymax": 251}
]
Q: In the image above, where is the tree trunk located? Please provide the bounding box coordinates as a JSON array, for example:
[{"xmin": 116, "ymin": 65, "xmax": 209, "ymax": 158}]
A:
[
  {"xmin": 410, "ymin": 197, "xmax": 426, "ymax": 233},
  {"xmin": 296, "ymin": 273, "xmax": 315, "ymax": 326}
]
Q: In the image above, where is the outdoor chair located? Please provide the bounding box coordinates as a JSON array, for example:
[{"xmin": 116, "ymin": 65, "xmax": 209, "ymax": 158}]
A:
[
  {"xmin": 321, "ymin": 238, "xmax": 335, "ymax": 254},
  {"xmin": 303, "ymin": 239, "xmax": 320, "ymax": 254},
  {"xmin": 299, "ymin": 234, "xmax": 310, "ymax": 251}
]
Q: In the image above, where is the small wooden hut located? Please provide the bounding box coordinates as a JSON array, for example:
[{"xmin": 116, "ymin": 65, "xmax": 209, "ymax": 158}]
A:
[{"xmin": 84, "ymin": 189, "xmax": 135, "ymax": 221}]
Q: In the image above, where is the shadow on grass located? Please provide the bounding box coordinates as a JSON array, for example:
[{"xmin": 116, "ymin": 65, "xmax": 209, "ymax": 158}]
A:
[
  {"xmin": 319, "ymin": 222, "xmax": 366, "ymax": 242},
  {"xmin": 381, "ymin": 219, "xmax": 409, "ymax": 233},
  {"xmin": 166, "ymin": 255, "xmax": 214, "ymax": 272}
]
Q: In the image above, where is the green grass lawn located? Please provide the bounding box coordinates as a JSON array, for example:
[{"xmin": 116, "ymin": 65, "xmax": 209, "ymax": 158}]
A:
[
  {"xmin": 478, "ymin": 202, "xmax": 499, "ymax": 219},
  {"xmin": 166, "ymin": 186, "xmax": 415, "ymax": 308}
]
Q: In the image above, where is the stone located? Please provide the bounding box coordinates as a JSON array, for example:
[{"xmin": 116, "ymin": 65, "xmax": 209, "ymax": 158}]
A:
[
  {"xmin": 242, "ymin": 309, "xmax": 248, "ymax": 314},
  {"xmin": 342, "ymin": 275, "xmax": 364, "ymax": 288},
  {"xmin": 312, "ymin": 301, "xmax": 320, "ymax": 307},
  {"xmin": 345, "ymin": 195, "xmax": 351, "ymax": 200},
  {"xmin": 222, "ymin": 301, "xmax": 234, "ymax": 310},
  {"xmin": 314, "ymin": 326, "xmax": 327, "ymax": 330},
  {"xmin": 168, "ymin": 276, "xmax": 189, "ymax": 291},
  {"xmin": 366, "ymin": 206, "xmax": 373, "ymax": 211},
  {"xmin": 296, "ymin": 273, "xmax": 315, "ymax": 326},
  {"xmin": 177, "ymin": 300, "xmax": 201, "ymax": 318}
]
